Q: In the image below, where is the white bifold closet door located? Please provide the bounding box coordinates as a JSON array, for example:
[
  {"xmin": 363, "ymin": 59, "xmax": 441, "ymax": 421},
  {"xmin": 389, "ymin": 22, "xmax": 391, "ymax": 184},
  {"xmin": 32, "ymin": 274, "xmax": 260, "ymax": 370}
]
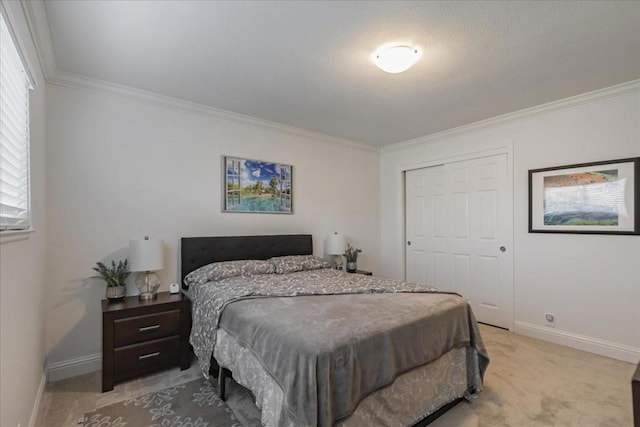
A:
[{"xmin": 405, "ymin": 154, "xmax": 513, "ymax": 329}]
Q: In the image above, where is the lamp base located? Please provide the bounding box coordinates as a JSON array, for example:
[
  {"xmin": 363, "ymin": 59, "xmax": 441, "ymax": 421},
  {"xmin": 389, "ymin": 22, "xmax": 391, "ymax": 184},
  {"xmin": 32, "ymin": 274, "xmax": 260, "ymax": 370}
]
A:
[
  {"xmin": 138, "ymin": 291, "xmax": 156, "ymax": 301},
  {"xmin": 332, "ymin": 254, "xmax": 344, "ymax": 270},
  {"xmin": 135, "ymin": 272, "xmax": 161, "ymax": 300}
]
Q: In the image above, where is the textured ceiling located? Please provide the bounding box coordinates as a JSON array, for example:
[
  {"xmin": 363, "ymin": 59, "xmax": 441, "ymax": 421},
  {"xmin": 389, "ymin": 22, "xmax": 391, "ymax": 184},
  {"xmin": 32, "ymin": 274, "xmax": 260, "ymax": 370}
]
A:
[{"xmin": 44, "ymin": 1, "xmax": 640, "ymax": 147}]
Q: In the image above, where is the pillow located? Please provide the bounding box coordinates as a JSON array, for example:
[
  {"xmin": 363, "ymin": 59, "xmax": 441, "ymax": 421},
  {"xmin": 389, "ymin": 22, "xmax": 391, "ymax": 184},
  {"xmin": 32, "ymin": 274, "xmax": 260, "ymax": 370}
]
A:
[
  {"xmin": 269, "ymin": 255, "xmax": 330, "ymax": 274},
  {"xmin": 184, "ymin": 259, "xmax": 275, "ymax": 288}
]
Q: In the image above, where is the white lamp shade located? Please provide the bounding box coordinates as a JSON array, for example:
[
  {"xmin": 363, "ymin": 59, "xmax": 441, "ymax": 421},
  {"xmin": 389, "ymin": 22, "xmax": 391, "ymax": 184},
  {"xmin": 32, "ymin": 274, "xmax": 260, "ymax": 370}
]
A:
[
  {"xmin": 326, "ymin": 233, "xmax": 346, "ymax": 255},
  {"xmin": 372, "ymin": 44, "xmax": 422, "ymax": 74},
  {"xmin": 129, "ymin": 238, "xmax": 164, "ymax": 272}
]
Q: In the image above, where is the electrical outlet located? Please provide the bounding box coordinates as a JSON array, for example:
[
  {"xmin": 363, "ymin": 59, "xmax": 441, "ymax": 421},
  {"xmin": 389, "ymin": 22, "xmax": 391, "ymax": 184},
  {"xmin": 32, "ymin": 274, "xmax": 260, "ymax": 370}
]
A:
[{"xmin": 545, "ymin": 312, "xmax": 555, "ymax": 324}]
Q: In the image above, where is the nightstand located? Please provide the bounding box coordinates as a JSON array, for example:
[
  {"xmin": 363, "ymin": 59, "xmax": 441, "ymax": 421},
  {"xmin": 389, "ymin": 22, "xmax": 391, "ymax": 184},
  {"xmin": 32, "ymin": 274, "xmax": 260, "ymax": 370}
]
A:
[
  {"xmin": 350, "ymin": 269, "xmax": 372, "ymax": 276},
  {"xmin": 102, "ymin": 292, "xmax": 191, "ymax": 392}
]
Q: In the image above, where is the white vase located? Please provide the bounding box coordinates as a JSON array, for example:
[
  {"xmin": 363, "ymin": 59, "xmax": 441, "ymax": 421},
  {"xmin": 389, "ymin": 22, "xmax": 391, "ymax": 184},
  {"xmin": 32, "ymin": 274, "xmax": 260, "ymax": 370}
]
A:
[
  {"xmin": 346, "ymin": 261, "xmax": 357, "ymax": 273},
  {"xmin": 106, "ymin": 285, "xmax": 126, "ymax": 301}
]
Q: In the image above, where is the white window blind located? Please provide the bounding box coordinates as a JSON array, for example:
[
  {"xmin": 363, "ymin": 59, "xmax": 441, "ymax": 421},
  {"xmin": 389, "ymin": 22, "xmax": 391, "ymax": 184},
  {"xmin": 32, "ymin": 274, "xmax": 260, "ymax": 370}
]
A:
[{"xmin": 0, "ymin": 13, "xmax": 31, "ymax": 231}]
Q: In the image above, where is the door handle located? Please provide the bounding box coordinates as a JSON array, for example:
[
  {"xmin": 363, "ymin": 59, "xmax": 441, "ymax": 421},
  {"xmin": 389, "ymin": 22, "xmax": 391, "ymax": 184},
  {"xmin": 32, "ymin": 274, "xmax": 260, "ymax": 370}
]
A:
[
  {"xmin": 499, "ymin": 246, "xmax": 506, "ymax": 252},
  {"xmin": 407, "ymin": 241, "xmax": 412, "ymax": 246}
]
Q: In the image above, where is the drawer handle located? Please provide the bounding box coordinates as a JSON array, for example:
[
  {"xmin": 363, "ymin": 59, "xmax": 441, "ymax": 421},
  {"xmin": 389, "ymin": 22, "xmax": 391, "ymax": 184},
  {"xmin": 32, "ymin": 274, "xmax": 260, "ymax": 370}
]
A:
[
  {"xmin": 139, "ymin": 325, "xmax": 160, "ymax": 332},
  {"xmin": 139, "ymin": 352, "xmax": 160, "ymax": 360}
]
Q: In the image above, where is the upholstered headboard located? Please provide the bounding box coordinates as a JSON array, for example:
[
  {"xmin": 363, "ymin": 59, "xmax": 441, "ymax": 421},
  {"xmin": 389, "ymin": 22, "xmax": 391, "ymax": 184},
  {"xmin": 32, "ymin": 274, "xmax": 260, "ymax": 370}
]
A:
[{"xmin": 180, "ymin": 234, "xmax": 313, "ymax": 288}]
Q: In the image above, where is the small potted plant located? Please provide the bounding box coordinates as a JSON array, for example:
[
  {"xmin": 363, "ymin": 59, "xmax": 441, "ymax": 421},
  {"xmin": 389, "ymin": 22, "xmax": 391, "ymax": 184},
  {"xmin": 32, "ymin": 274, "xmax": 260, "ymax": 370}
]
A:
[
  {"xmin": 92, "ymin": 259, "xmax": 130, "ymax": 301},
  {"xmin": 344, "ymin": 244, "xmax": 362, "ymax": 273}
]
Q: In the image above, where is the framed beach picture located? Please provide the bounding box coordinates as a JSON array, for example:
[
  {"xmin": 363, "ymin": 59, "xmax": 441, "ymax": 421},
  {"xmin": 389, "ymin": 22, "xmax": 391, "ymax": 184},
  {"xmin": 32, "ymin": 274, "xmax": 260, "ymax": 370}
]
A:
[
  {"xmin": 222, "ymin": 156, "xmax": 293, "ymax": 214},
  {"xmin": 529, "ymin": 157, "xmax": 640, "ymax": 235}
]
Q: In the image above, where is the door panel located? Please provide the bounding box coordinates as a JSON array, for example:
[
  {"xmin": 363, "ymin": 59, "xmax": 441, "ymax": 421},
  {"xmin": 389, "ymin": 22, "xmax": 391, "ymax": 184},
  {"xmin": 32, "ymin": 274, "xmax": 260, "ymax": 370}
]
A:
[
  {"xmin": 453, "ymin": 193, "xmax": 469, "ymax": 238},
  {"xmin": 432, "ymin": 194, "xmax": 447, "ymax": 238},
  {"xmin": 479, "ymin": 190, "xmax": 497, "ymax": 239},
  {"xmin": 479, "ymin": 255, "xmax": 499, "ymax": 307},
  {"xmin": 408, "ymin": 249, "xmax": 428, "ymax": 286},
  {"xmin": 413, "ymin": 198, "xmax": 425, "ymax": 236},
  {"xmin": 405, "ymin": 153, "xmax": 513, "ymax": 329},
  {"xmin": 453, "ymin": 254, "xmax": 470, "ymax": 297},
  {"xmin": 433, "ymin": 251, "xmax": 449, "ymax": 290}
]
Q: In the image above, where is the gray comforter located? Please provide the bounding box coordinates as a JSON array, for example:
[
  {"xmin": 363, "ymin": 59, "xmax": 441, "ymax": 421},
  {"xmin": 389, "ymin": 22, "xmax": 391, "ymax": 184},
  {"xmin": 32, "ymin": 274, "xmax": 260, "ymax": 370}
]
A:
[{"xmin": 189, "ymin": 268, "xmax": 489, "ymax": 427}]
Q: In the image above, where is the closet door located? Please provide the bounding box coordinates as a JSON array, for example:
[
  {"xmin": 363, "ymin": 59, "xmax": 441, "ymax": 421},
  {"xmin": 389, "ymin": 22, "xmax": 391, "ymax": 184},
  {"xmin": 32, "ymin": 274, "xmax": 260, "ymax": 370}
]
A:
[{"xmin": 405, "ymin": 154, "xmax": 513, "ymax": 329}]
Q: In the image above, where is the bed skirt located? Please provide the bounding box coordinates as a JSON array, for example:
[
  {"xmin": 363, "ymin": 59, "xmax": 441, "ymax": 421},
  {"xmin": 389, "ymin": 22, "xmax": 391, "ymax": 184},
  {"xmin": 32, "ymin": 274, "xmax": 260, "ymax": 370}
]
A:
[{"xmin": 214, "ymin": 328, "xmax": 470, "ymax": 427}]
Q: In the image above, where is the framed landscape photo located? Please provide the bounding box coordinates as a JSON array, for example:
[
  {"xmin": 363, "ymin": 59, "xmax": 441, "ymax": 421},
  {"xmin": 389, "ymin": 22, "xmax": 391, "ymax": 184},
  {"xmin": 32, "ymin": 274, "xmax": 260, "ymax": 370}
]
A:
[
  {"xmin": 223, "ymin": 156, "xmax": 293, "ymax": 214},
  {"xmin": 529, "ymin": 157, "xmax": 640, "ymax": 235}
]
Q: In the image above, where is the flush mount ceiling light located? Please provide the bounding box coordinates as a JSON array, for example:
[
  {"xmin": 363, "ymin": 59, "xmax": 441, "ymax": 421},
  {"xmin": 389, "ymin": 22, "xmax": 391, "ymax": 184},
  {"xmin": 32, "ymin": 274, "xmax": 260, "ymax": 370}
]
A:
[{"xmin": 372, "ymin": 44, "xmax": 422, "ymax": 74}]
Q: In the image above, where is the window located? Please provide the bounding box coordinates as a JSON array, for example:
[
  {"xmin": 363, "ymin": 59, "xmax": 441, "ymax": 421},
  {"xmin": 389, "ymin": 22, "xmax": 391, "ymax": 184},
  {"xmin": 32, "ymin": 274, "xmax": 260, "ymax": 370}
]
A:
[{"xmin": 0, "ymin": 12, "xmax": 32, "ymax": 231}]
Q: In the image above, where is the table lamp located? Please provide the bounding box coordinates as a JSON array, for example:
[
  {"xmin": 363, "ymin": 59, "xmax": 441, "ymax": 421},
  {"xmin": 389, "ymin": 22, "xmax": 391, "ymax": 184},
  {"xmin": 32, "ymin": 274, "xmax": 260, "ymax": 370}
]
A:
[
  {"xmin": 326, "ymin": 232, "xmax": 346, "ymax": 270},
  {"xmin": 129, "ymin": 236, "xmax": 164, "ymax": 300}
]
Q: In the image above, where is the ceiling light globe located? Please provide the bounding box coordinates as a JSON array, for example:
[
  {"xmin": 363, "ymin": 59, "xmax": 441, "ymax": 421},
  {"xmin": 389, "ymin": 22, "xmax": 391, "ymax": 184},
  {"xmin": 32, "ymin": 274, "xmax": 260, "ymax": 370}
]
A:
[{"xmin": 373, "ymin": 45, "xmax": 421, "ymax": 74}]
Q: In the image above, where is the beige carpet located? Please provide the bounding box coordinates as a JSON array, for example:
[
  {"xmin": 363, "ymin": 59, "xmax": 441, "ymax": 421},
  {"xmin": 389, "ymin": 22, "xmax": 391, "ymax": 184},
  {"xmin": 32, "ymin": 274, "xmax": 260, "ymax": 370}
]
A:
[
  {"xmin": 429, "ymin": 325, "xmax": 635, "ymax": 427},
  {"xmin": 37, "ymin": 325, "xmax": 636, "ymax": 426}
]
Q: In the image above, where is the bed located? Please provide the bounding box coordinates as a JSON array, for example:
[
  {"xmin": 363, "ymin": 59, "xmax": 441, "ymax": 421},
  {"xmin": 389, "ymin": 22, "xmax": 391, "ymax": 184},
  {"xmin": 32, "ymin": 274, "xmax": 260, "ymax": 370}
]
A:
[{"xmin": 181, "ymin": 234, "xmax": 489, "ymax": 427}]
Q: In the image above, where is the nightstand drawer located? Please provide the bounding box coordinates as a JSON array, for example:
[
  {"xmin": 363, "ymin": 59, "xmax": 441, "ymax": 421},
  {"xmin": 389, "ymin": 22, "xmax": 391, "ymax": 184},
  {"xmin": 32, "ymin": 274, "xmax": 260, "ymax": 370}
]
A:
[
  {"xmin": 114, "ymin": 309, "xmax": 180, "ymax": 347},
  {"xmin": 102, "ymin": 292, "xmax": 190, "ymax": 392},
  {"xmin": 114, "ymin": 336, "xmax": 180, "ymax": 382}
]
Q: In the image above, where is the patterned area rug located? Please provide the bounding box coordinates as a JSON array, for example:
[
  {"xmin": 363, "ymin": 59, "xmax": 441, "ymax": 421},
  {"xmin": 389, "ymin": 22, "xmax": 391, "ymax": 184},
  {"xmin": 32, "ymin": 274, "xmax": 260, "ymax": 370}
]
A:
[{"xmin": 82, "ymin": 378, "xmax": 240, "ymax": 427}]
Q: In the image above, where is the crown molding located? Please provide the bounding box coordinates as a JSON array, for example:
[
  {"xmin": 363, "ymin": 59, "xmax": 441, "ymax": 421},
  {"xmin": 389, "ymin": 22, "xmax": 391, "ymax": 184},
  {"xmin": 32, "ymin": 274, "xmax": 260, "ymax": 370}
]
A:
[
  {"xmin": 47, "ymin": 70, "xmax": 379, "ymax": 153},
  {"xmin": 22, "ymin": 0, "xmax": 377, "ymax": 152},
  {"xmin": 382, "ymin": 79, "xmax": 640, "ymax": 153},
  {"xmin": 21, "ymin": 0, "xmax": 56, "ymax": 81},
  {"xmin": 24, "ymin": 0, "xmax": 636, "ymax": 154}
]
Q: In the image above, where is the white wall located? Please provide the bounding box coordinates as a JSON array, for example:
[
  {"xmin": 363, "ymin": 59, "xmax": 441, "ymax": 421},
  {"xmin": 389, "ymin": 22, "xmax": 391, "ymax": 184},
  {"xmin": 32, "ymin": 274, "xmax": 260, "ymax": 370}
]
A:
[
  {"xmin": 44, "ymin": 84, "xmax": 380, "ymax": 376},
  {"xmin": 380, "ymin": 87, "xmax": 640, "ymax": 362},
  {"xmin": 0, "ymin": 2, "xmax": 48, "ymax": 426}
]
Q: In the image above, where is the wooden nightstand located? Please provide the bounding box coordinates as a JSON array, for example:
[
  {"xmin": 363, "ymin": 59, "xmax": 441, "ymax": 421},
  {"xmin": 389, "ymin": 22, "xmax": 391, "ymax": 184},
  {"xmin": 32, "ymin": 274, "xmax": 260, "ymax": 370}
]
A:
[
  {"xmin": 350, "ymin": 269, "xmax": 372, "ymax": 276},
  {"xmin": 102, "ymin": 292, "xmax": 191, "ymax": 392}
]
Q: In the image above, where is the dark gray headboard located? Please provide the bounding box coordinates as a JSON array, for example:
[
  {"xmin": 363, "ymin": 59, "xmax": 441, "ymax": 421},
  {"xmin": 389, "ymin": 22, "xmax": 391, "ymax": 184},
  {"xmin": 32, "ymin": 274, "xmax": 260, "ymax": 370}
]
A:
[{"xmin": 180, "ymin": 234, "xmax": 313, "ymax": 288}]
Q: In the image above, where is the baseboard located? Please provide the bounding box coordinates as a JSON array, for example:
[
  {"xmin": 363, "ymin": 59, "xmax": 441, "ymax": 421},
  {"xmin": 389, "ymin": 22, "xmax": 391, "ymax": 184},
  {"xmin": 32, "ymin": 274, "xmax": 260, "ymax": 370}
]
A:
[
  {"xmin": 28, "ymin": 371, "xmax": 46, "ymax": 427},
  {"xmin": 514, "ymin": 321, "xmax": 640, "ymax": 364},
  {"xmin": 47, "ymin": 353, "xmax": 101, "ymax": 383}
]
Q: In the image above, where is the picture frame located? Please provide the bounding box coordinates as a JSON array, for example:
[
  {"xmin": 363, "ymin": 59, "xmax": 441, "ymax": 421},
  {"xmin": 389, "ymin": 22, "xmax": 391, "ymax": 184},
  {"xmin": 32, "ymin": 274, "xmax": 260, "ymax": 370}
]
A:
[
  {"xmin": 222, "ymin": 156, "xmax": 293, "ymax": 214},
  {"xmin": 529, "ymin": 157, "xmax": 640, "ymax": 235}
]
